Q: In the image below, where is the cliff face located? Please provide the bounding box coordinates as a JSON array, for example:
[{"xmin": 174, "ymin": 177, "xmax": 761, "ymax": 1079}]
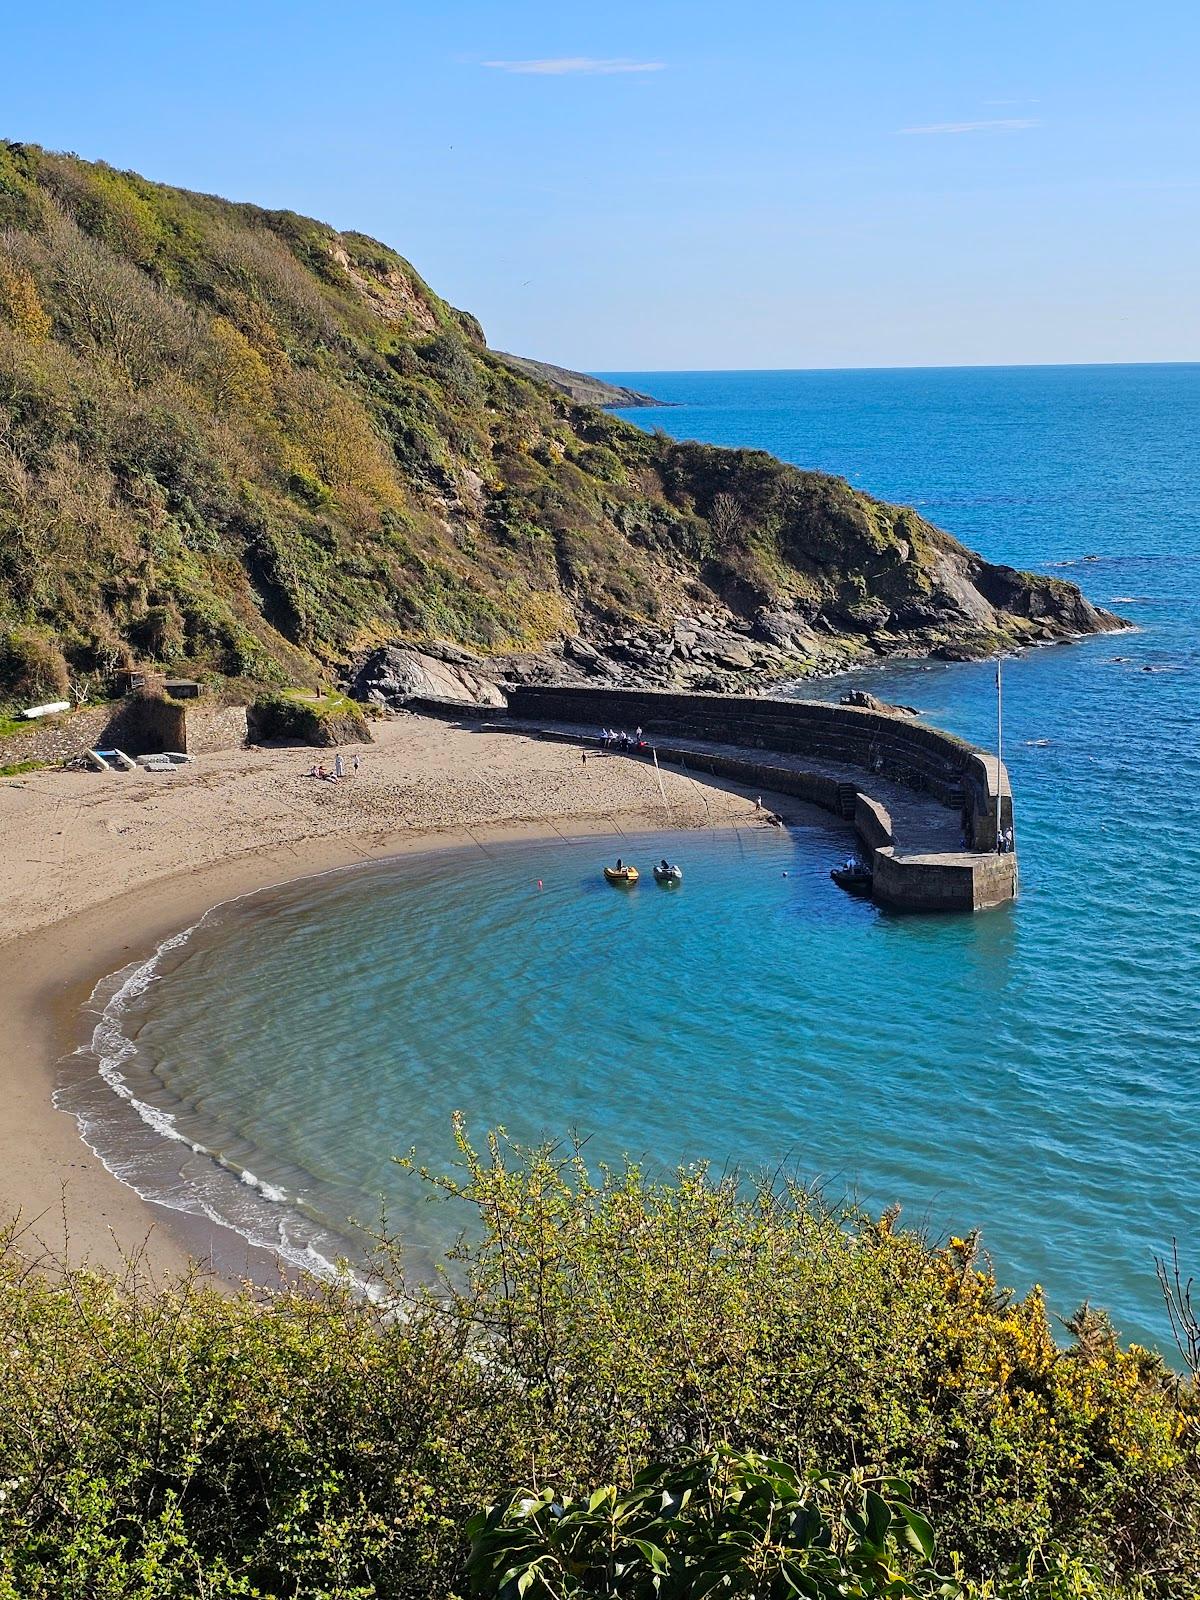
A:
[{"xmin": 0, "ymin": 142, "xmax": 1123, "ymax": 702}]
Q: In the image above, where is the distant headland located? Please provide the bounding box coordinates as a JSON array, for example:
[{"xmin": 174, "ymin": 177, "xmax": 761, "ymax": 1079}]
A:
[{"xmin": 494, "ymin": 351, "xmax": 667, "ymax": 407}]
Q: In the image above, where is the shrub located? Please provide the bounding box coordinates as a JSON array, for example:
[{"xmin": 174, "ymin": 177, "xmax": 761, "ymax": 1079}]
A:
[
  {"xmin": 0, "ymin": 1133, "xmax": 1193, "ymax": 1597},
  {"xmin": 467, "ymin": 1451, "xmax": 942, "ymax": 1599},
  {"xmin": 466, "ymin": 1451, "xmax": 1129, "ymax": 1599},
  {"xmin": 0, "ymin": 626, "xmax": 69, "ymax": 704},
  {"xmin": 400, "ymin": 1123, "xmax": 1200, "ymax": 1587}
]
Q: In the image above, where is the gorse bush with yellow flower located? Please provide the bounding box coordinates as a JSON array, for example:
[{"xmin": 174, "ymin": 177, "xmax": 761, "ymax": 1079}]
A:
[{"xmin": 0, "ymin": 1121, "xmax": 1194, "ymax": 1597}]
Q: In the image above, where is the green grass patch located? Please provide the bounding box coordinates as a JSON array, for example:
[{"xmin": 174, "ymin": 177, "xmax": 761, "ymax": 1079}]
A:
[
  {"xmin": 0, "ymin": 758, "xmax": 44, "ymax": 777},
  {"xmin": 248, "ymin": 688, "xmax": 371, "ymax": 745},
  {"xmin": 279, "ymin": 687, "xmax": 363, "ymax": 717}
]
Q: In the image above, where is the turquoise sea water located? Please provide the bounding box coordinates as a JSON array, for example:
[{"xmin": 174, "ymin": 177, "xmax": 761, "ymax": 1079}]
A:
[{"xmin": 64, "ymin": 366, "xmax": 1200, "ymax": 1347}]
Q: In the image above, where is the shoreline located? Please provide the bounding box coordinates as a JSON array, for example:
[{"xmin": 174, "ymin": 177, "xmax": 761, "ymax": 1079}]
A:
[{"xmin": 0, "ymin": 719, "xmax": 798, "ymax": 1282}]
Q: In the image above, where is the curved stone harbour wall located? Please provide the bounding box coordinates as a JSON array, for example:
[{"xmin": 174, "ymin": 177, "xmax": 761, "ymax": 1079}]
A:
[{"xmin": 500, "ymin": 684, "xmax": 1017, "ymax": 912}]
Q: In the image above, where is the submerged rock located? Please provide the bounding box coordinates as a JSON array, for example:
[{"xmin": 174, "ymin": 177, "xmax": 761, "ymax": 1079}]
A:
[{"xmin": 839, "ymin": 690, "xmax": 920, "ymax": 717}]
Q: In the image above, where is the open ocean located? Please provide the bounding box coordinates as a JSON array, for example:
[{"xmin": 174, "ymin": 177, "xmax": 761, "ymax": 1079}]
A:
[{"xmin": 61, "ymin": 366, "xmax": 1200, "ymax": 1348}]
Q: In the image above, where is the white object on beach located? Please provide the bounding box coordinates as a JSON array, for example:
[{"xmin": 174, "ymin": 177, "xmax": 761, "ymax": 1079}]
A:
[
  {"xmin": 85, "ymin": 748, "xmax": 136, "ymax": 772},
  {"xmin": 22, "ymin": 700, "xmax": 70, "ymax": 720},
  {"xmin": 136, "ymin": 755, "xmax": 176, "ymax": 771}
]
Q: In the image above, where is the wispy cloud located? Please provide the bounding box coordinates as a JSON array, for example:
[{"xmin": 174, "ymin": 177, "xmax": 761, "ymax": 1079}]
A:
[
  {"xmin": 482, "ymin": 57, "xmax": 665, "ymax": 76},
  {"xmin": 899, "ymin": 117, "xmax": 1040, "ymax": 135}
]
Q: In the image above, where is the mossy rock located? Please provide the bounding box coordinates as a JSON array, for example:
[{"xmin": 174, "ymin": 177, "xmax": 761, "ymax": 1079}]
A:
[{"xmin": 246, "ymin": 691, "xmax": 372, "ymax": 747}]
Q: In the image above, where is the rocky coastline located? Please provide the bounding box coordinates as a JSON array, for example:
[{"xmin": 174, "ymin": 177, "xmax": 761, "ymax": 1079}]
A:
[{"xmin": 348, "ymin": 563, "xmax": 1128, "ymax": 711}]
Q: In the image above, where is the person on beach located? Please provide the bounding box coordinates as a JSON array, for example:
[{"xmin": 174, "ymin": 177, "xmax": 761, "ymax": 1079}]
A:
[
  {"xmin": 334, "ymin": 752, "xmax": 345, "ymax": 780},
  {"xmin": 352, "ymin": 753, "xmax": 360, "ymax": 776}
]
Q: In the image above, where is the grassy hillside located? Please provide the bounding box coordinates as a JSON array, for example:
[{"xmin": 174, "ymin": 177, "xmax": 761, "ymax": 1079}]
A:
[{"xmin": 0, "ymin": 143, "xmax": 1118, "ymax": 704}]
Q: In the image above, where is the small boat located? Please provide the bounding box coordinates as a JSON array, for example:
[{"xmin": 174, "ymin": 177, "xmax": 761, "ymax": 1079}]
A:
[
  {"xmin": 652, "ymin": 863, "xmax": 683, "ymax": 885},
  {"xmin": 830, "ymin": 858, "xmax": 872, "ymax": 893},
  {"xmin": 603, "ymin": 864, "xmax": 640, "ymax": 886}
]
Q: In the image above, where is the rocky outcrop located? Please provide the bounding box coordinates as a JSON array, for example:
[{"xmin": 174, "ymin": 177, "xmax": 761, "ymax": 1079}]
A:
[
  {"xmin": 348, "ymin": 552, "xmax": 1130, "ymax": 711},
  {"xmin": 246, "ymin": 695, "xmax": 372, "ymax": 747},
  {"xmin": 349, "ymin": 645, "xmax": 508, "ymax": 709},
  {"xmin": 967, "ymin": 561, "xmax": 1122, "ymax": 636}
]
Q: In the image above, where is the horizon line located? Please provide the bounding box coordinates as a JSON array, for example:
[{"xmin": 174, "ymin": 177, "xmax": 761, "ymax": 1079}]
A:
[{"xmin": 580, "ymin": 358, "xmax": 1200, "ymax": 376}]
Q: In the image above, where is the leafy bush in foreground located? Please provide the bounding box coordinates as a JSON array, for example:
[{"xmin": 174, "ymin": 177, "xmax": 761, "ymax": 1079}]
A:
[
  {"xmin": 467, "ymin": 1451, "xmax": 943, "ymax": 1599},
  {"xmin": 0, "ymin": 1123, "xmax": 1195, "ymax": 1597},
  {"xmin": 466, "ymin": 1450, "xmax": 1125, "ymax": 1600}
]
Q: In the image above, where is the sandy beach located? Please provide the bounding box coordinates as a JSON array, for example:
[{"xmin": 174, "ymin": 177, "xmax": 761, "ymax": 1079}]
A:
[{"xmin": 0, "ymin": 714, "xmax": 784, "ymax": 1279}]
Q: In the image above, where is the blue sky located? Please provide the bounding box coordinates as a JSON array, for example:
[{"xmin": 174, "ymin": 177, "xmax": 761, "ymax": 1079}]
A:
[{"xmin": 6, "ymin": 0, "xmax": 1197, "ymax": 368}]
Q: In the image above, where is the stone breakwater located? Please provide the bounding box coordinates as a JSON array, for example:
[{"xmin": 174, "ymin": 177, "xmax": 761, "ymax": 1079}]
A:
[{"xmin": 485, "ymin": 685, "xmax": 1016, "ymax": 912}]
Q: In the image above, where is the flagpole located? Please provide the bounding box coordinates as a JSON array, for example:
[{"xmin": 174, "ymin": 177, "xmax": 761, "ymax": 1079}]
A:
[{"xmin": 996, "ymin": 653, "xmax": 1004, "ymax": 853}]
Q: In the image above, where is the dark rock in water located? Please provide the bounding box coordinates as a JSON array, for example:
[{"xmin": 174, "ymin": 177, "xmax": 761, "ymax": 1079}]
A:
[
  {"xmin": 932, "ymin": 642, "xmax": 988, "ymax": 662},
  {"xmin": 840, "ymin": 689, "xmax": 920, "ymax": 717}
]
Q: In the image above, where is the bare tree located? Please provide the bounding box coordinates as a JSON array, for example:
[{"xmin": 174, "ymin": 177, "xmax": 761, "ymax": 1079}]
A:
[
  {"xmin": 709, "ymin": 491, "xmax": 744, "ymax": 544},
  {"xmin": 1156, "ymin": 1238, "xmax": 1200, "ymax": 1382},
  {"xmin": 48, "ymin": 211, "xmax": 203, "ymax": 387}
]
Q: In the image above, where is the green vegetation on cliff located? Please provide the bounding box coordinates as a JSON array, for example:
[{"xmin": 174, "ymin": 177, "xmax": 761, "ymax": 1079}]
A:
[
  {"xmin": 0, "ymin": 142, "xmax": 1119, "ymax": 704},
  {"xmin": 493, "ymin": 352, "xmax": 664, "ymax": 409},
  {"xmin": 0, "ymin": 1126, "xmax": 1196, "ymax": 1598}
]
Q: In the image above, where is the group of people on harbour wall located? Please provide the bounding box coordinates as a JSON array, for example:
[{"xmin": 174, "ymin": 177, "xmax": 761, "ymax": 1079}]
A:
[{"xmin": 600, "ymin": 727, "xmax": 649, "ymax": 751}]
